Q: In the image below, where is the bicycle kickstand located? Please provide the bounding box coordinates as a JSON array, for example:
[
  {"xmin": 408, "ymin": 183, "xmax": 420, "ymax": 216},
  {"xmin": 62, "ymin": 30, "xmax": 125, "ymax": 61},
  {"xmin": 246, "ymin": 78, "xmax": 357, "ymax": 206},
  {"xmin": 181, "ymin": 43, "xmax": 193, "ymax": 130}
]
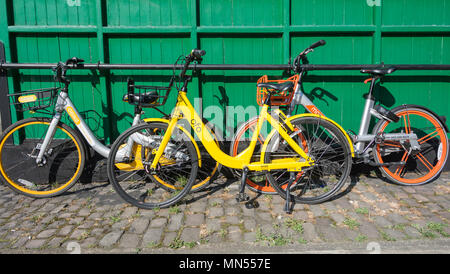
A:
[
  {"xmin": 236, "ymin": 167, "xmax": 250, "ymax": 202},
  {"xmin": 284, "ymin": 172, "xmax": 295, "ymax": 214}
]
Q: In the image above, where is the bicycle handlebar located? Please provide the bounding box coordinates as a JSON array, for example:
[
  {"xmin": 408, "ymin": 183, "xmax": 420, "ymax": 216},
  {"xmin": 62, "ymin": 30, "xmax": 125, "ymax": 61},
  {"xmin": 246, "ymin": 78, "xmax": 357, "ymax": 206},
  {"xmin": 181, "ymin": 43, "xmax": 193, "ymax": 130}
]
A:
[
  {"xmin": 292, "ymin": 40, "xmax": 326, "ymax": 72},
  {"xmin": 178, "ymin": 49, "xmax": 206, "ymax": 79},
  {"xmin": 308, "ymin": 40, "xmax": 326, "ymax": 50},
  {"xmin": 52, "ymin": 57, "xmax": 85, "ymax": 85},
  {"xmin": 191, "ymin": 49, "xmax": 206, "ymax": 60}
]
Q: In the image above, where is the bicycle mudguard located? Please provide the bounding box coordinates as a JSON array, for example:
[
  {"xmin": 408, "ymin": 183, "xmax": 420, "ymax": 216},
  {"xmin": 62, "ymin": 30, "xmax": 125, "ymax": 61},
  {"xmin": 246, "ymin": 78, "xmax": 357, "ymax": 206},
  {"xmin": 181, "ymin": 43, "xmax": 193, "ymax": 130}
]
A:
[
  {"xmin": 143, "ymin": 118, "xmax": 202, "ymax": 167},
  {"xmin": 260, "ymin": 113, "xmax": 355, "ymax": 161}
]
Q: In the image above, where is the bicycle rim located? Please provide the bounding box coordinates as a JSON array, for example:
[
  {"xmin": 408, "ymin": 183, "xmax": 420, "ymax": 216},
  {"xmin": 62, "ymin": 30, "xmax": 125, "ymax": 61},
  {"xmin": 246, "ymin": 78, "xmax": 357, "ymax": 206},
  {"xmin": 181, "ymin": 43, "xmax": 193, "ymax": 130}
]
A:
[
  {"xmin": 373, "ymin": 107, "xmax": 448, "ymax": 185},
  {"xmin": 0, "ymin": 118, "xmax": 84, "ymax": 197},
  {"xmin": 264, "ymin": 116, "xmax": 352, "ymax": 204},
  {"xmin": 108, "ymin": 122, "xmax": 197, "ymax": 209}
]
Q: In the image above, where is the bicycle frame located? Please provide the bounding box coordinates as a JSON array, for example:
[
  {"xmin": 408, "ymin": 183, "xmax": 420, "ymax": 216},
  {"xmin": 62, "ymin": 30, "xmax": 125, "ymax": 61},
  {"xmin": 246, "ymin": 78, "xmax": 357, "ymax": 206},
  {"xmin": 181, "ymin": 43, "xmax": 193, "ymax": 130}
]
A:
[
  {"xmin": 34, "ymin": 91, "xmax": 112, "ymax": 165},
  {"xmin": 150, "ymin": 91, "xmax": 314, "ymax": 172}
]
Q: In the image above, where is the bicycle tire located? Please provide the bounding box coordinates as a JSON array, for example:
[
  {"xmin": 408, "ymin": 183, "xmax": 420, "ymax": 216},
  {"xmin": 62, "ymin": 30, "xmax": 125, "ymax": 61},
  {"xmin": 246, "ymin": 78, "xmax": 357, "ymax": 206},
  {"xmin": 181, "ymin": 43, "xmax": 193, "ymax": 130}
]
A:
[
  {"xmin": 107, "ymin": 122, "xmax": 198, "ymax": 209},
  {"xmin": 372, "ymin": 105, "xmax": 448, "ymax": 185},
  {"xmin": 264, "ymin": 116, "xmax": 352, "ymax": 204}
]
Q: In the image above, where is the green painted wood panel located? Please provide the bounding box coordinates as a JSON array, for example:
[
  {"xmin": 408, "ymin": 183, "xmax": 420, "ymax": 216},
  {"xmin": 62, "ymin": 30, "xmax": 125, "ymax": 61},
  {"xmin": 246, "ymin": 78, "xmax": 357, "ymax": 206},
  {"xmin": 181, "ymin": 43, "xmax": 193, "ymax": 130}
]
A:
[
  {"xmin": 382, "ymin": 0, "xmax": 450, "ymax": 26},
  {"xmin": 1, "ymin": 0, "xmax": 449, "ymax": 142},
  {"xmin": 381, "ymin": 34, "xmax": 450, "ymax": 125},
  {"xmin": 291, "ymin": 0, "xmax": 373, "ymax": 26},
  {"xmin": 107, "ymin": 0, "xmax": 193, "ymax": 26},
  {"xmin": 291, "ymin": 34, "xmax": 373, "ymax": 133},
  {"xmin": 12, "ymin": 0, "xmax": 97, "ymax": 26},
  {"xmin": 107, "ymin": 35, "xmax": 192, "ymax": 138},
  {"xmin": 14, "ymin": 34, "xmax": 102, "ymax": 138},
  {"xmin": 199, "ymin": 0, "xmax": 283, "ymax": 26},
  {"xmin": 200, "ymin": 35, "xmax": 283, "ymax": 137}
]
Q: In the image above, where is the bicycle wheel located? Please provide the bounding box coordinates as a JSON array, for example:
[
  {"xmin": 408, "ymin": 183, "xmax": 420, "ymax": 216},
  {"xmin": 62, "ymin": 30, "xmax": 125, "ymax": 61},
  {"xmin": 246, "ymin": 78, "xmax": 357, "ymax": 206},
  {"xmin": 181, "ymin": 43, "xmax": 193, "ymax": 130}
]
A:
[
  {"xmin": 107, "ymin": 122, "xmax": 198, "ymax": 209},
  {"xmin": 149, "ymin": 119, "xmax": 221, "ymax": 193},
  {"xmin": 230, "ymin": 117, "xmax": 275, "ymax": 194},
  {"xmin": 264, "ymin": 116, "xmax": 352, "ymax": 204},
  {"xmin": 0, "ymin": 117, "xmax": 86, "ymax": 198},
  {"xmin": 372, "ymin": 105, "xmax": 448, "ymax": 185}
]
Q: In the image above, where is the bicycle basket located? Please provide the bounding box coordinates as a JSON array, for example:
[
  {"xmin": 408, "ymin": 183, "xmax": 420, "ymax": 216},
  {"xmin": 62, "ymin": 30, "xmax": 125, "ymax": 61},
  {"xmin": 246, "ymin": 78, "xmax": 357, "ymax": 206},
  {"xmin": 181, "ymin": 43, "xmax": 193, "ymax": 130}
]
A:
[
  {"xmin": 126, "ymin": 79, "xmax": 171, "ymax": 107},
  {"xmin": 8, "ymin": 87, "xmax": 59, "ymax": 112},
  {"xmin": 256, "ymin": 75, "xmax": 299, "ymax": 106}
]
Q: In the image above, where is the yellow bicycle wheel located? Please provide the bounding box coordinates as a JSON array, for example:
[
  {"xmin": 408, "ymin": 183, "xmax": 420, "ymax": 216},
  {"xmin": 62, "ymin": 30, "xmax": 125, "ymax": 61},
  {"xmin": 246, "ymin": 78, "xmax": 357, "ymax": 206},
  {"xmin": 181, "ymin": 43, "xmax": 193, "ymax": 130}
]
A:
[{"xmin": 0, "ymin": 117, "xmax": 85, "ymax": 198}]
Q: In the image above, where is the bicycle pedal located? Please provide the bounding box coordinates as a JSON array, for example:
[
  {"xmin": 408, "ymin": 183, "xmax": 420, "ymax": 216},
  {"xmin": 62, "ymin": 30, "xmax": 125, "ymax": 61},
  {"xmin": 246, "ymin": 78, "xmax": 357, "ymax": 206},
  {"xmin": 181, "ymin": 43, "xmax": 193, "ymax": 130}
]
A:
[{"xmin": 236, "ymin": 193, "xmax": 250, "ymax": 202}]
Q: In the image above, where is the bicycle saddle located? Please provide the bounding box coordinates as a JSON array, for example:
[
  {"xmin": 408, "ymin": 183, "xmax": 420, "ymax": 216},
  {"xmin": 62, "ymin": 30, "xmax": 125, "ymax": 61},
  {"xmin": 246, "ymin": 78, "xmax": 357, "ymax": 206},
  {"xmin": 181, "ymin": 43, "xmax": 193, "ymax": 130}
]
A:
[
  {"xmin": 257, "ymin": 81, "xmax": 294, "ymax": 93},
  {"xmin": 360, "ymin": 67, "xmax": 396, "ymax": 76}
]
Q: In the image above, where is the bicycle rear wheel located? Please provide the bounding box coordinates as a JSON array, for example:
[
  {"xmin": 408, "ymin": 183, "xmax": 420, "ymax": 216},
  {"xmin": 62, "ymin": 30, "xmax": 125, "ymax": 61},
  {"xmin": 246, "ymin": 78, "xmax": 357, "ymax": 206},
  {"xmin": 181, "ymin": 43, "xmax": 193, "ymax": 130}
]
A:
[
  {"xmin": 230, "ymin": 117, "xmax": 274, "ymax": 194},
  {"xmin": 0, "ymin": 117, "xmax": 85, "ymax": 198},
  {"xmin": 107, "ymin": 122, "xmax": 198, "ymax": 209},
  {"xmin": 372, "ymin": 105, "xmax": 448, "ymax": 185},
  {"xmin": 264, "ymin": 116, "xmax": 352, "ymax": 204}
]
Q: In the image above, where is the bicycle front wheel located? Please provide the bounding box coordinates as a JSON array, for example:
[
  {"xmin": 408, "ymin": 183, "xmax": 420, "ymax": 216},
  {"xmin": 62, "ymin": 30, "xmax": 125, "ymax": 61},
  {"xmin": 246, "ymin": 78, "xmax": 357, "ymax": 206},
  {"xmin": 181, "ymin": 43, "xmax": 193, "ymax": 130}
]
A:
[
  {"xmin": 372, "ymin": 105, "xmax": 448, "ymax": 185},
  {"xmin": 264, "ymin": 116, "xmax": 352, "ymax": 204},
  {"xmin": 107, "ymin": 122, "xmax": 198, "ymax": 209},
  {"xmin": 0, "ymin": 117, "xmax": 86, "ymax": 198}
]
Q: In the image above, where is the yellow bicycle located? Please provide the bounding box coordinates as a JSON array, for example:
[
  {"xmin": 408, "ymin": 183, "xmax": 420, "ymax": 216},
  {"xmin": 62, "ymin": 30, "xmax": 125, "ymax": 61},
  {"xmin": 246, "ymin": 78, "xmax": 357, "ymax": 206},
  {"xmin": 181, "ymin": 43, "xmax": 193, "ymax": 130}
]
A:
[{"xmin": 107, "ymin": 49, "xmax": 354, "ymax": 211}]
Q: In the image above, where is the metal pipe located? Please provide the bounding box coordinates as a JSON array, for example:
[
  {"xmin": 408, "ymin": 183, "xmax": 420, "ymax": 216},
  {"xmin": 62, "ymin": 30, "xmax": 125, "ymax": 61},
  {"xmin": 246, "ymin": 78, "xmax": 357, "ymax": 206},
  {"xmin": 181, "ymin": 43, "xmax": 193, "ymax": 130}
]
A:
[{"xmin": 2, "ymin": 62, "xmax": 450, "ymax": 71}]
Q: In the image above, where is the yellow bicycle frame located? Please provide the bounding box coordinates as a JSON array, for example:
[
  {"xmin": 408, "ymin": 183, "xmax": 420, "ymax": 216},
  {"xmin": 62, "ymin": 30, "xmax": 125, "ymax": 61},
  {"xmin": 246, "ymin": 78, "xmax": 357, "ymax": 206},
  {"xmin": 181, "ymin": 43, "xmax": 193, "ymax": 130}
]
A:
[{"xmin": 150, "ymin": 91, "xmax": 314, "ymax": 172}]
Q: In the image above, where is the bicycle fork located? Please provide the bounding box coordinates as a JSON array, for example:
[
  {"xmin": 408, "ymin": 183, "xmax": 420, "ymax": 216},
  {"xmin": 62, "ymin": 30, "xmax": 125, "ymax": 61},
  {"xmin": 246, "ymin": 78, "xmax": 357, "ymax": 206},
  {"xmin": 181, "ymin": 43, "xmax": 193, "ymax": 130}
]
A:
[{"xmin": 34, "ymin": 112, "xmax": 62, "ymax": 166}]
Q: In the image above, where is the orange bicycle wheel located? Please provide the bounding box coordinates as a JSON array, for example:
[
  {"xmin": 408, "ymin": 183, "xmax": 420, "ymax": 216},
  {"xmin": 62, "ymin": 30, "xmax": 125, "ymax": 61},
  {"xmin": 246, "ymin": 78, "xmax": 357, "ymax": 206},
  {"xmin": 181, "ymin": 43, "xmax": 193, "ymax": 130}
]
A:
[{"xmin": 230, "ymin": 117, "xmax": 306, "ymax": 194}]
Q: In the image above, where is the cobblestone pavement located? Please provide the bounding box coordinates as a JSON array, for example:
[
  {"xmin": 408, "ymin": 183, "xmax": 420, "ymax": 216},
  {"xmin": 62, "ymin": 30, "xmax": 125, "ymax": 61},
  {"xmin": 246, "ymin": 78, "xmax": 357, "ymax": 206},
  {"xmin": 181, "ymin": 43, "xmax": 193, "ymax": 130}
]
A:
[{"xmin": 0, "ymin": 165, "xmax": 449, "ymax": 254}]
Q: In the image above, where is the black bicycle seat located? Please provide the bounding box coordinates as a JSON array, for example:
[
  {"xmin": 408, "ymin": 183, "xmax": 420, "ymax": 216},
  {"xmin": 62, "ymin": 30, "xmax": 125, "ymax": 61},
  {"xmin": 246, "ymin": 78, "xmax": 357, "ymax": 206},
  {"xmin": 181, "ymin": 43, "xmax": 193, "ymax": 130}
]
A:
[
  {"xmin": 360, "ymin": 67, "xmax": 396, "ymax": 76},
  {"xmin": 257, "ymin": 81, "xmax": 294, "ymax": 93}
]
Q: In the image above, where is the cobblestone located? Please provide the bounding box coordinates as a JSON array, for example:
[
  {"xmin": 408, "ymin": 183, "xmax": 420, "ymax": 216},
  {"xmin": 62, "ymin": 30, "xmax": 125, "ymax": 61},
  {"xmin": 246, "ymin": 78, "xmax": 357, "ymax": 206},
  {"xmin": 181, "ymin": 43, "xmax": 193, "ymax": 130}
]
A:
[
  {"xmin": 99, "ymin": 231, "xmax": 123, "ymax": 247},
  {"xmin": 185, "ymin": 214, "xmax": 205, "ymax": 227},
  {"xmin": 142, "ymin": 228, "xmax": 163, "ymax": 247}
]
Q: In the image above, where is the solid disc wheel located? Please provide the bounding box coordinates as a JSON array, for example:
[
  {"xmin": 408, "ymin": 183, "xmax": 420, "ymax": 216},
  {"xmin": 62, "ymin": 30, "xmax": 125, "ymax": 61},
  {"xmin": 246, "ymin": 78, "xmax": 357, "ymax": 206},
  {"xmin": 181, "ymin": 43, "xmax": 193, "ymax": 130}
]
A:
[
  {"xmin": 107, "ymin": 122, "xmax": 198, "ymax": 209},
  {"xmin": 0, "ymin": 117, "xmax": 85, "ymax": 198},
  {"xmin": 373, "ymin": 106, "xmax": 448, "ymax": 185},
  {"xmin": 264, "ymin": 116, "xmax": 352, "ymax": 204}
]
